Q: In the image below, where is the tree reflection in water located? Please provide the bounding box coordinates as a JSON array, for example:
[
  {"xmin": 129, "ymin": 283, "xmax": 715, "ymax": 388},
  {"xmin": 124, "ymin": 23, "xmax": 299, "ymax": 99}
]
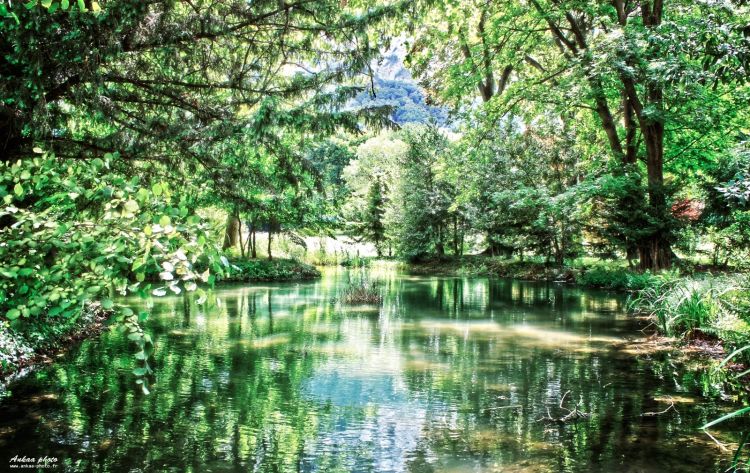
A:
[{"xmin": 0, "ymin": 268, "xmax": 742, "ymax": 473}]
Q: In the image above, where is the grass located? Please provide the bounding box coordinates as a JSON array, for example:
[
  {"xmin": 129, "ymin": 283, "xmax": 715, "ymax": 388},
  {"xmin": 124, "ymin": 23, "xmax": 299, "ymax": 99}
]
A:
[
  {"xmin": 335, "ymin": 279, "xmax": 383, "ymax": 304},
  {"xmin": 629, "ymin": 274, "xmax": 750, "ymax": 355}
]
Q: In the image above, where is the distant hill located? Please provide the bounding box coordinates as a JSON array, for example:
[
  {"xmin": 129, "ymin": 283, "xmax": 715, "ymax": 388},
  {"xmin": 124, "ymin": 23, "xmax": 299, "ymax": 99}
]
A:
[
  {"xmin": 353, "ymin": 79, "xmax": 448, "ymax": 126},
  {"xmin": 352, "ymin": 44, "xmax": 448, "ymax": 126}
]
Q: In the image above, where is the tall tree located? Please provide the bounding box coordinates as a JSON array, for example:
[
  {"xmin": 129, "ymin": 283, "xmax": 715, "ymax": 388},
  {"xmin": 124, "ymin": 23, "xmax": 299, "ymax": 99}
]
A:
[{"xmin": 405, "ymin": 0, "xmax": 750, "ymax": 270}]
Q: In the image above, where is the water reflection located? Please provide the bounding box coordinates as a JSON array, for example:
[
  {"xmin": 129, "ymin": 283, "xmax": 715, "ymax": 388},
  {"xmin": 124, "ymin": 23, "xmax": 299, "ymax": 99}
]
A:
[{"xmin": 0, "ymin": 269, "xmax": 743, "ymax": 472}]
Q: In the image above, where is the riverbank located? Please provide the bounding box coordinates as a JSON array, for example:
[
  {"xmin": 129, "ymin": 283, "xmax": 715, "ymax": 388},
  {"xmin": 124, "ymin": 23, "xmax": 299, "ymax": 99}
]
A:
[
  {"xmin": 221, "ymin": 258, "xmax": 321, "ymax": 282},
  {"xmin": 405, "ymin": 256, "xmax": 661, "ymax": 290},
  {"xmin": 405, "ymin": 256, "xmax": 750, "ymax": 369},
  {"xmin": 0, "ymin": 303, "xmax": 110, "ymax": 388},
  {"xmin": 0, "ymin": 258, "xmax": 319, "ymax": 387}
]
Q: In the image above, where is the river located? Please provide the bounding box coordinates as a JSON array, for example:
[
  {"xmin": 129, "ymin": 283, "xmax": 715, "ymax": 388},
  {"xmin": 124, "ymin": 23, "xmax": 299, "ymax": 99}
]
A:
[{"xmin": 0, "ymin": 267, "xmax": 743, "ymax": 472}]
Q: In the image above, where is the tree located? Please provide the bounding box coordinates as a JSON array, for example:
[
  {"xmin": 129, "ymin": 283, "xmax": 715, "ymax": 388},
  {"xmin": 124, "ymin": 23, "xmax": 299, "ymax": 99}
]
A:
[
  {"xmin": 350, "ymin": 177, "xmax": 388, "ymax": 256},
  {"xmin": 404, "ymin": 0, "xmax": 750, "ymax": 270}
]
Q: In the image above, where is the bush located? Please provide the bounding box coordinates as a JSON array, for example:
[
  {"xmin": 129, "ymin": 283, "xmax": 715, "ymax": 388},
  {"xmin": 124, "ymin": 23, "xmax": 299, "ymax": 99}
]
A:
[
  {"xmin": 222, "ymin": 258, "xmax": 320, "ymax": 282},
  {"xmin": 578, "ymin": 266, "xmax": 662, "ymax": 291}
]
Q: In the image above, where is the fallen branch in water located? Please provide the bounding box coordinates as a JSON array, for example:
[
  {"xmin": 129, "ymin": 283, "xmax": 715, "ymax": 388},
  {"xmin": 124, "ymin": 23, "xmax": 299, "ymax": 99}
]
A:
[
  {"xmin": 641, "ymin": 396, "xmax": 678, "ymax": 417},
  {"xmin": 536, "ymin": 390, "xmax": 590, "ymax": 423}
]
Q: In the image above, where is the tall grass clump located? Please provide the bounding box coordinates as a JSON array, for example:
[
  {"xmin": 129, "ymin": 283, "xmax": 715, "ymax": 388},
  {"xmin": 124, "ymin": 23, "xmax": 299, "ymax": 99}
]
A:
[
  {"xmin": 336, "ymin": 279, "xmax": 382, "ymax": 304},
  {"xmin": 630, "ymin": 275, "xmax": 750, "ymax": 349}
]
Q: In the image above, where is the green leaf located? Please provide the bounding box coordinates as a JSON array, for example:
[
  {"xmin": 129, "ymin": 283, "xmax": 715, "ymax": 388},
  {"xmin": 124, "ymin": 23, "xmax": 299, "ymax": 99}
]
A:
[
  {"xmin": 701, "ymin": 407, "xmax": 750, "ymax": 430},
  {"xmin": 127, "ymin": 332, "xmax": 142, "ymax": 341},
  {"xmin": 61, "ymin": 0, "xmax": 69, "ymax": 10},
  {"xmin": 101, "ymin": 299, "xmax": 114, "ymax": 309},
  {"xmin": 717, "ymin": 345, "xmax": 750, "ymax": 369},
  {"xmin": 48, "ymin": 306, "xmax": 63, "ymax": 316},
  {"xmin": 6, "ymin": 309, "xmax": 21, "ymax": 320},
  {"xmin": 159, "ymin": 215, "xmax": 171, "ymax": 227},
  {"xmin": 132, "ymin": 367, "xmax": 148, "ymax": 376},
  {"xmin": 14, "ymin": 183, "xmax": 23, "ymax": 196},
  {"xmin": 124, "ymin": 200, "xmax": 139, "ymax": 213}
]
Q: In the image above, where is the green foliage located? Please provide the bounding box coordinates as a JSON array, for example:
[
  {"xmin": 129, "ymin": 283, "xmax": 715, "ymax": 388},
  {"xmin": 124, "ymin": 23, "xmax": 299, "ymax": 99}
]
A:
[
  {"xmin": 393, "ymin": 125, "xmax": 456, "ymax": 260},
  {"xmin": 0, "ymin": 152, "xmax": 225, "ymax": 389},
  {"xmin": 223, "ymin": 258, "xmax": 320, "ymax": 283},
  {"xmin": 578, "ymin": 266, "xmax": 661, "ymax": 291},
  {"xmin": 630, "ymin": 275, "xmax": 750, "ymax": 345}
]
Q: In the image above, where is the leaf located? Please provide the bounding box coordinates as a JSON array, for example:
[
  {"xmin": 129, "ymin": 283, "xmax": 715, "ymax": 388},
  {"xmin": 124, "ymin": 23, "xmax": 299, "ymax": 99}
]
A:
[
  {"xmin": 152, "ymin": 288, "xmax": 167, "ymax": 297},
  {"xmin": 701, "ymin": 407, "xmax": 750, "ymax": 430},
  {"xmin": 159, "ymin": 271, "xmax": 174, "ymax": 281},
  {"xmin": 124, "ymin": 200, "xmax": 139, "ymax": 213},
  {"xmin": 159, "ymin": 215, "xmax": 171, "ymax": 227},
  {"xmin": 132, "ymin": 367, "xmax": 148, "ymax": 376},
  {"xmin": 91, "ymin": 1, "xmax": 100, "ymax": 11},
  {"xmin": 77, "ymin": 0, "xmax": 86, "ymax": 10},
  {"xmin": 6, "ymin": 309, "xmax": 21, "ymax": 320},
  {"xmin": 101, "ymin": 299, "xmax": 114, "ymax": 309},
  {"xmin": 127, "ymin": 332, "xmax": 142, "ymax": 341},
  {"xmin": 717, "ymin": 345, "xmax": 750, "ymax": 369},
  {"xmin": 14, "ymin": 183, "xmax": 23, "ymax": 196},
  {"xmin": 61, "ymin": 0, "xmax": 69, "ymax": 9}
]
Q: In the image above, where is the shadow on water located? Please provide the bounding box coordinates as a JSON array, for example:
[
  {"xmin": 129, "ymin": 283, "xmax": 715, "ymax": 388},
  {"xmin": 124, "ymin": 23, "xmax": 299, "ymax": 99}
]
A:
[{"xmin": 0, "ymin": 267, "xmax": 744, "ymax": 472}]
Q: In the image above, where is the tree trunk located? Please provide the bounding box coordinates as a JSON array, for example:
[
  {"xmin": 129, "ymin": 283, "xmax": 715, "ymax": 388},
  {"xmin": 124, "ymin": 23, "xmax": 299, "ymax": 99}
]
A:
[
  {"xmin": 435, "ymin": 224, "xmax": 445, "ymax": 256},
  {"xmin": 453, "ymin": 215, "xmax": 460, "ymax": 257},
  {"xmin": 267, "ymin": 221, "xmax": 273, "ymax": 261},
  {"xmin": 223, "ymin": 211, "xmax": 240, "ymax": 251},
  {"xmin": 635, "ymin": 1, "xmax": 672, "ymax": 271},
  {"xmin": 250, "ymin": 221, "xmax": 257, "ymax": 259},
  {"xmin": 237, "ymin": 218, "xmax": 246, "ymax": 258}
]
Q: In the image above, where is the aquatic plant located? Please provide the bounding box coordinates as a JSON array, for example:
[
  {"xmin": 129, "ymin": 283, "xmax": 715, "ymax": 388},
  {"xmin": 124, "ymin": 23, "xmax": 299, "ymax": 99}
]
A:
[{"xmin": 336, "ymin": 279, "xmax": 383, "ymax": 304}]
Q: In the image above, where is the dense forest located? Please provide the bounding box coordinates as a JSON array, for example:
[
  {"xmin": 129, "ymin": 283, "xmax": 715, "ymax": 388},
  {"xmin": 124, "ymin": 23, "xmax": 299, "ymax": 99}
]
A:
[{"xmin": 1, "ymin": 0, "xmax": 750, "ymax": 471}]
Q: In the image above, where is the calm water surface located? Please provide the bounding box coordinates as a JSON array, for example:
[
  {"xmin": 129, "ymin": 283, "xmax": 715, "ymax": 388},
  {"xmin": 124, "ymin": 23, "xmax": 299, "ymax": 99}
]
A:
[{"xmin": 0, "ymin": 268, "xmax": 744, "ymax": 472}]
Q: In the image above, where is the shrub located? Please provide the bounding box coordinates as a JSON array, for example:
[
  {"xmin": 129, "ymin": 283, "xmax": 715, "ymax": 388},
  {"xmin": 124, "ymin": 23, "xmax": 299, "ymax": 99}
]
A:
[
  {"xmin": 223, "ymin": 258, "xmax": 320, "ymax": 282},
  {"xmin": 578, "ymin": 266, "xmax": 662, "ymax": 291}
]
